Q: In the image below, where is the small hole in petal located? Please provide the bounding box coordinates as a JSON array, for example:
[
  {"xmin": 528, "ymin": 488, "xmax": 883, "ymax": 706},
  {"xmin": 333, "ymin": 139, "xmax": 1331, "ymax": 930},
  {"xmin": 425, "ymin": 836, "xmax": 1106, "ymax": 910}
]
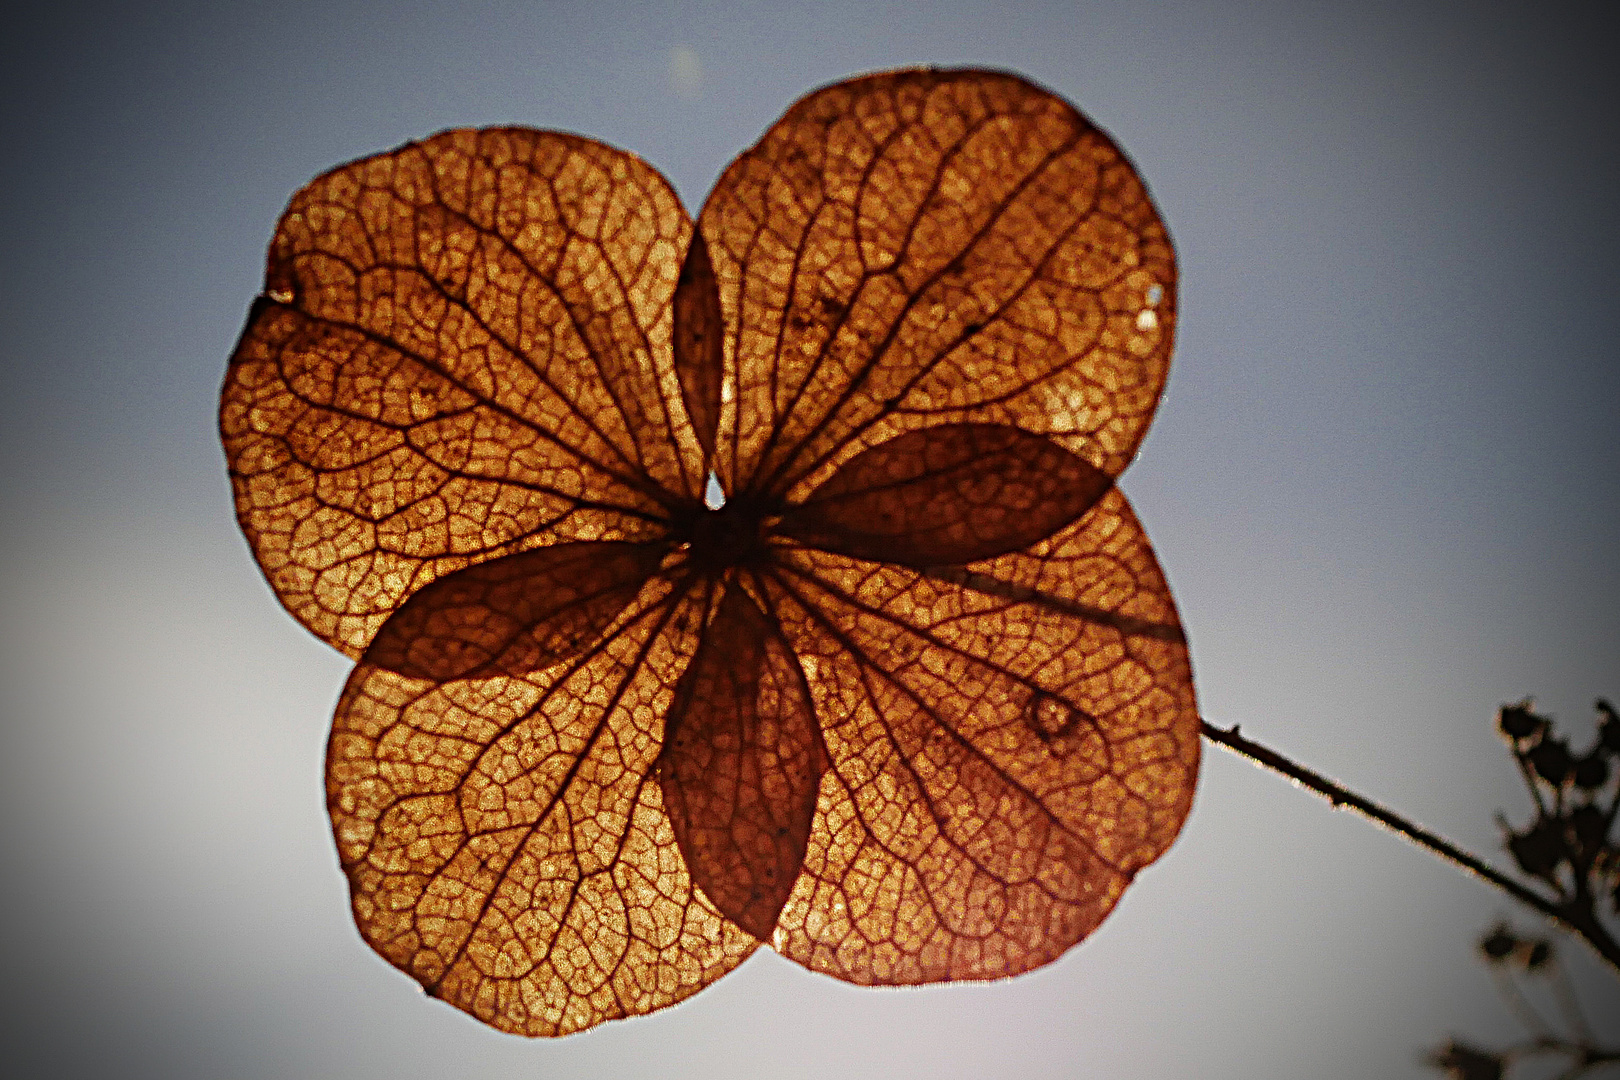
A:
[
  {"xmin": 704, "ymin": 471, "xmax": 726, "ymax": 509},
  {"xmin": 1146, "ymin": 283, "xmax": 1163, "ymax": 305}
]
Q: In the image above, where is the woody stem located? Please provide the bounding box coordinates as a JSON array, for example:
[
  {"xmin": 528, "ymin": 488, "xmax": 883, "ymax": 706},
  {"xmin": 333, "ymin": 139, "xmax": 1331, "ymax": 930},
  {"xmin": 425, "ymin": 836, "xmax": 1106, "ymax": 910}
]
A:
[{"xmin": 1199, "ymin": 719, "xmax": 1620, "ymax": 976}]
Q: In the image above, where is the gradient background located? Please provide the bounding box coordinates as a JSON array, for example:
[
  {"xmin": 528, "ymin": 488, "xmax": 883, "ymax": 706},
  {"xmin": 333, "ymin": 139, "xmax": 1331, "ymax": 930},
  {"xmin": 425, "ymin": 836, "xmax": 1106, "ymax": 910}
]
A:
[{"xmin": 2, "ymin": 1, "xmax": 1616, "ymax": 1077}]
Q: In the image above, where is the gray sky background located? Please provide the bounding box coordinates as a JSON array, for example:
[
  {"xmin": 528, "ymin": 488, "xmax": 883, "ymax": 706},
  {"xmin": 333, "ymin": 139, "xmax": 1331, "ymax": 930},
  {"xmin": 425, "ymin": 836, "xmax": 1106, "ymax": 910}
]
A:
[{"xmin": 2, "ymin": 2, "xmax": 1616, "ymax": 1077}]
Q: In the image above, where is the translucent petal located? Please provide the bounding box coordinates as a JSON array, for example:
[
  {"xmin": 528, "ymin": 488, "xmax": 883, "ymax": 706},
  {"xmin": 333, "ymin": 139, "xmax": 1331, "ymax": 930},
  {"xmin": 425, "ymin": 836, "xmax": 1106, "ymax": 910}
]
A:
[
  {"xmin": 760, "ymin": 488, "xmax": 1197, "ymax": 983},
  {"xmin": 327, "ymin": 580, "xmax": 758, "ymax": 1035},
  {"xmin": 697, "ymin": 69, "xmax": 1176, "ymax": 502},
  {"xmin": 222, "ymin": 129, "xmax": 706, "ymax": 655}
]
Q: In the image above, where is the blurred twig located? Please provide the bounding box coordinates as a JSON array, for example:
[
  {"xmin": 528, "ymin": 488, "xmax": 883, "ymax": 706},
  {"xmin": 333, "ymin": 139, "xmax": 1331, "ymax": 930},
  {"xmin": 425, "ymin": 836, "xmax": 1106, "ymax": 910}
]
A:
[{"xmin": 1429, "ymin": 926, "xmax": 1619, "ymax": 1079}]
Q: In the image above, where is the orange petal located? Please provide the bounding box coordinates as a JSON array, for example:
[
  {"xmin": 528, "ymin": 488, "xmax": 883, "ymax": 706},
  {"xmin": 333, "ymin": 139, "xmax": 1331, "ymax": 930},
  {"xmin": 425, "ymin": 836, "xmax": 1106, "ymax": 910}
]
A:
[
  {"xmin": 222, "ymin": 129, "xmax": 704, "ymax": 655},
  {"xmin": 760, "ymin": 487, "xmax": 1197, "ymax": 984},
  {"xmin": 659, "ymin": 583, "xmax": 825, "ymax": 940},
  {"xmin": 778, "ymin": 422, "xmax": 1112, "ymax": 565},
  {"xmin": 327, "ymin": 580, "xmax": 758, "ymax": 1036},
  {"xmin": 698, "ymin": 69, "xmax": 1176, "ymax": 501},
  {"xmin": 360, "ymin": 540, "xmax": 664, "ymax": 680}
]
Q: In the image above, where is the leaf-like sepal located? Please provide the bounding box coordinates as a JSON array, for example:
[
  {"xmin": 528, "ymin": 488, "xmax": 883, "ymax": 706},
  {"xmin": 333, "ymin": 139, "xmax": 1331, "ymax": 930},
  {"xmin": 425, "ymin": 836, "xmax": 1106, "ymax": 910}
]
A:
[
  {"xmin": 361, "ymin": 541, "xmax": 664, "ymax": 680},
  {"xmin": 673, "ymin": 232, "xmax": 724, "ymax": 462},
  {"xmin": 660, "ymin": 583, "xmax": 826, "ymax": 940},
  {"xmin": 779, "ymin": 422, "xmax": 1112, "ymax": 565}
]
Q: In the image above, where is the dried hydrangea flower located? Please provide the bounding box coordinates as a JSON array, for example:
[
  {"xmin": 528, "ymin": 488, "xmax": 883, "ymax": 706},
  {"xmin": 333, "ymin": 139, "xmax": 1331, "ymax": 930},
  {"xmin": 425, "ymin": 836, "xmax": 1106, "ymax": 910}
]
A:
[{"xmin": 221, "ymin": 67, "xmax": 1199, "ymax": 1036}]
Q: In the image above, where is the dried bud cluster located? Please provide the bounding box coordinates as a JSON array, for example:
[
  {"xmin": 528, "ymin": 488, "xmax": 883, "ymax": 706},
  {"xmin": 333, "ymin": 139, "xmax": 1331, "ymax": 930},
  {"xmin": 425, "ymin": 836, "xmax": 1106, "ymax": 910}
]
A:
[
  {"xmin": 1428, "ymin": 1040, "xmax": 1504, "ymax": 1080},
  {"xmin": 1426, "ymin": 700, "xmax": 1620, "ymax": 1080},
  {"xmin": 1476, "ymin": 922, "xmax": 1551, "ymax": 971},
  {"xmin": 1496, "ymin": 699, "xmax": 1620, "ymax": 912}
]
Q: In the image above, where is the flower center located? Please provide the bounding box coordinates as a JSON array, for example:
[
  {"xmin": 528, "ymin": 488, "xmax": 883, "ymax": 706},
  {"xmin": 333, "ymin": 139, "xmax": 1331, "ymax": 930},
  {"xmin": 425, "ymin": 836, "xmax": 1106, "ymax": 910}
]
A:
[{"xmin": 678, "ymin": 493, "xmax": 776, "ymax": 575}]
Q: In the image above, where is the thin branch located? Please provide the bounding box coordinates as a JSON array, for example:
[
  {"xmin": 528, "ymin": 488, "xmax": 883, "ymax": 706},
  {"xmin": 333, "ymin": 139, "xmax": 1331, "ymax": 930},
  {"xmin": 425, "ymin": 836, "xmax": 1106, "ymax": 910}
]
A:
[{"xmin": 1199, "ymin": 719, "xmax": 1620, "ymax": 975}]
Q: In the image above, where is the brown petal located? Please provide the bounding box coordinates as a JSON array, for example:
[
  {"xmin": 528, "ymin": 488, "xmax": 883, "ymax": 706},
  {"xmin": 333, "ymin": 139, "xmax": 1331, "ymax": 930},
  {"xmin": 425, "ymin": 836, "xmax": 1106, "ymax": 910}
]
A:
[
  {"xmin": 327, "ymin": 581, "xmax": 759, "ymax": 1036},
  {"xmin": 673, "ymin": 232, "xmax": 724, "ymax": 462},
  {"xmin": 659, "ymin": 583, "xmax": 825, "ymax": 940},
  {"xmin": 221, "ymin": 129, "xmax": 703, "ymax": 656},
  {"xmin": 778, "ymin": 422, "xmax": 1112, "ymax": 565},
  {"xmin": 759, "ymin": 487, "xmax": 1197, "ymax": 984},
  {"xmin": 697, "ymin": 69, "xmax": 1176, "ymax": 501},
  {"xmin": 360, "ymin": 541, "xmax": 664, "ymax": 680}
]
